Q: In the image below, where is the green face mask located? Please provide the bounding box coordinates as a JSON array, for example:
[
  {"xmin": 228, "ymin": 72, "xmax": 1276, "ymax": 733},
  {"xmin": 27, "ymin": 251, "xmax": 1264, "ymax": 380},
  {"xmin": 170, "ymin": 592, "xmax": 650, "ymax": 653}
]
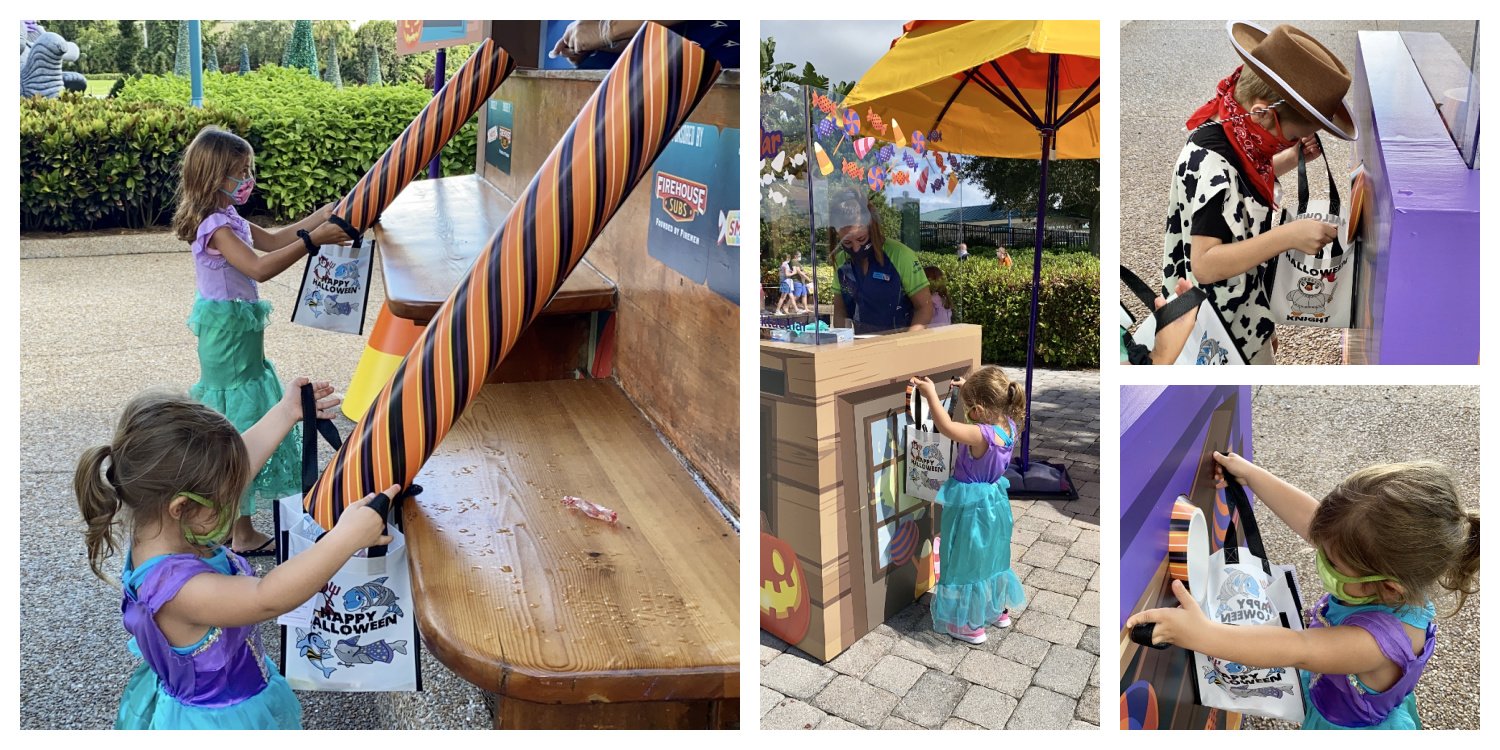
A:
[
  {"xmin": 1316, "ymin": 548, "xmax": 1389, "ymax": 604},
  {"xmin": 179, "ymin": 490, "xmax": 233, "ymax": 547}
]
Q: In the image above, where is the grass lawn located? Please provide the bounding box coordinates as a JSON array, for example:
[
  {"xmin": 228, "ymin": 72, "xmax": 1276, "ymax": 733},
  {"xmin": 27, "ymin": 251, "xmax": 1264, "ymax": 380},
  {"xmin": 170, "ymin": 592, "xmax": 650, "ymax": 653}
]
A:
[{"xmin": 84, "ymin": 78, "xmax": 113, "ymax": 97}]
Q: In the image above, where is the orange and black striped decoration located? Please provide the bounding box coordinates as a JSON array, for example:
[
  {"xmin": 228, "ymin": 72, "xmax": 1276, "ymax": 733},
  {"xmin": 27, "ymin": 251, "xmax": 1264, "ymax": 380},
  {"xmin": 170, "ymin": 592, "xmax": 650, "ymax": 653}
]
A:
[
  {"xmin": 306, "ymin": 23, "xmax": 720, "ymax": 527},
  {"xmin": 331, "ymin": 39, "xmax": 516, "ymax": 233}
]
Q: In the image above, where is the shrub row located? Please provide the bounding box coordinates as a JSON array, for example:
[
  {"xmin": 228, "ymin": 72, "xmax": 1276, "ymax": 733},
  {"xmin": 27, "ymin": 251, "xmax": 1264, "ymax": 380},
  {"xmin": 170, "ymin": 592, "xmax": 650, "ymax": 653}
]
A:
[
  {"xmin": 771, "ymin": 247, "xmax": 1099, "ymax": 369},
  {"xmin": 22, "ymin": 67, "xmax": 477, "ymax": 231}
]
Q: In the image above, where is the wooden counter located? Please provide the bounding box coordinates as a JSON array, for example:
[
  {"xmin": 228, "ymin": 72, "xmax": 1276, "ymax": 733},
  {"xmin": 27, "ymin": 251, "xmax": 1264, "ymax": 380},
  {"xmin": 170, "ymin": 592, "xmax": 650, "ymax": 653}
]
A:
[
  {"xmin": 406, "ymin": 379, "xmax": 739, "ymax": 729},
  {"xmin": 759, "ymin": 325, "xmax": 981, "ymax": 662}
]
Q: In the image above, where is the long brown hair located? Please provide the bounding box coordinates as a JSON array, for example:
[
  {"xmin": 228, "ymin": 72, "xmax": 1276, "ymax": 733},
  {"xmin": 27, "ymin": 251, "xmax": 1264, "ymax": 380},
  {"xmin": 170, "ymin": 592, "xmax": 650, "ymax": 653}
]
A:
[
  {"xmin": 959, "ymin": 365, "xmax": 1025, "ymax": 429},
  {"xmin": 171, "ymin": 126, "xmax": 253, "ymax": 243},
  {"xmin": 1309, "ymin": 462, "xmax": 1480, "ymax": 615},
  {"xmin": 76, "ymin": 391, "xmax": 251, "ymax": 581}
]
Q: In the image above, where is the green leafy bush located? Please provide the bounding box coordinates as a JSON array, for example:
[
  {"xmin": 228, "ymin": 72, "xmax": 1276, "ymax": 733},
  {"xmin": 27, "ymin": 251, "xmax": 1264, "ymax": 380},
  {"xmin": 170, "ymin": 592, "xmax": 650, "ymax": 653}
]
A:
[
  {"xmin": 22, "ymin": 68, "xmax": 478, "ymax": 230},
  {"xmin": 21, "ymin": 94, "xmax": 250, "ymax": 230},
  {"xmin": 792, "ymin": 248, "xmax": 1099, "ymax": 368}
]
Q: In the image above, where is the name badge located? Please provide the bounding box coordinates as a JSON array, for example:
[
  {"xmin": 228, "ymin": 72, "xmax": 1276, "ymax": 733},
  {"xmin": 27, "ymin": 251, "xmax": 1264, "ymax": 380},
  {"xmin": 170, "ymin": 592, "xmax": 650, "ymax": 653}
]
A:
[{"xmin": 872, "ymin": 271, "xmax": 891, "ymax": 281}]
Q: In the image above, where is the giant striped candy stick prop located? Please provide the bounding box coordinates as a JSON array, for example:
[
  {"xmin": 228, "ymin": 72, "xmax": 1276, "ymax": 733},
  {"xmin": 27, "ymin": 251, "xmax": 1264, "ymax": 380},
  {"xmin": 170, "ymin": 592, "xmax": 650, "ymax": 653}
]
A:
[
  {"xmin": 306, "ymin": 22, "xmax": 720, "ymax": 527},
  {"xmin": 330, "ymin": 39, "xmax": 516, "ymax": 235}
]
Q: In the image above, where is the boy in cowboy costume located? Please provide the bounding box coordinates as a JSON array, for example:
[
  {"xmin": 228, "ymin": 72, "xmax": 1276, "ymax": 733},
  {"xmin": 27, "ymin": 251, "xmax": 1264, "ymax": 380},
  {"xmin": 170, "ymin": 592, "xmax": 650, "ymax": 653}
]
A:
[{"xmin": 1160, "ymin": 21, "xmax": 1354, "ymax": 364}]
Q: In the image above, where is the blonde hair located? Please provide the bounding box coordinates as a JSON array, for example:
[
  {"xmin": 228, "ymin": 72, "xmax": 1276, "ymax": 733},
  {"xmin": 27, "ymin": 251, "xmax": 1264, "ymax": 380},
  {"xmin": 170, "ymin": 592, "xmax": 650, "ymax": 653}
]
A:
[
  {"xmin": 958, "ymin": 365, "xmax": 1025, "ymax": 428},
  {"xmin": 1233, "ymin": 67, "xmax": 1313, "ymax": 129},
  {"xmin": 827, "ymin": 190, "xmax": 887, "ymax": 266},
  {"xmin": 172, "ymin": 126, "xmax": 253, "ymax": 243},
  {"xmin": 76, "ymin": 391, "xmax": 251, "ymax": 581},
  {"xmin": 1309, "ymin": 462, "xmax": 1480, "ymax": 615}
]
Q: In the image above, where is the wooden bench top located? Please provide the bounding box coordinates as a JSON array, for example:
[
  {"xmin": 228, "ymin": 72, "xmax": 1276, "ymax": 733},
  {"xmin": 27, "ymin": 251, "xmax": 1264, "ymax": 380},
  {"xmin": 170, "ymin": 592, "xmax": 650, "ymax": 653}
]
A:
[
  {"xmin": 372, "ymin": 174, "xmax": 616, "ymax": 323},
  {"xmin": 403, "ymin": 379, "xmax": 739, "ymax": 705}
]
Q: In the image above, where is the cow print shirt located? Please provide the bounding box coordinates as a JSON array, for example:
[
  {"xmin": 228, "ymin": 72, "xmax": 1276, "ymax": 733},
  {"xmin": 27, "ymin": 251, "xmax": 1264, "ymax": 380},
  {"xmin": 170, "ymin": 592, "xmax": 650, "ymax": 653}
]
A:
[{"xmin": 1160, "ymin": 122, "xmax": 1279, "ymax": 361}]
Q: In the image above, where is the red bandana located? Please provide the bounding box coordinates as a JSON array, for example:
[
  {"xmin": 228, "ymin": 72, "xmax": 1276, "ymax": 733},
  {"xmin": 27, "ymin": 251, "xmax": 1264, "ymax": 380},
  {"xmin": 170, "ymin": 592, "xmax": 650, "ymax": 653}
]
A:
[{"xmin": 1186, "ymin": 66, "xmax": 1295, "ymax": 207}]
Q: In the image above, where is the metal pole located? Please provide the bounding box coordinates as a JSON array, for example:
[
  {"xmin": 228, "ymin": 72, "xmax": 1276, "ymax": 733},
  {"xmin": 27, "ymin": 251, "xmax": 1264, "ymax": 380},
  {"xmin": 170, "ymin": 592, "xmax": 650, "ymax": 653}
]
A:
[
  {"xmin": 188, "ymin": 21, "xmax": 203, "ymax": 108},
  {"xmin": 428, "ymin": 48, "xmax": 447, "ymax": 178},
  {"xmin": 1021, "ymin": 55, "xmax": 1060, "ymax": 469}
]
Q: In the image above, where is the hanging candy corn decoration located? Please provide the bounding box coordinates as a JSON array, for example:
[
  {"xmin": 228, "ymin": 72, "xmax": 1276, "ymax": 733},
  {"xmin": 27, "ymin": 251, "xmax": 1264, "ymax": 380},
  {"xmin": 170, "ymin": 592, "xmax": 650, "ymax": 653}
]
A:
[
  {"xmin": 330, "ymin": 40, "xmax": 515, "ymax": 234},
  {"xmin": 890, "ymin": 118, "xmax": 907, "ymax": 148},
  {"xmin": 911, "ymin": 130, "xmax": 927, "ymax": 156},
  {"xmin": 867, "ymin": 165, "xmax": 887, "ymax": 192},
  {"xmin": 852, "ymin": 137, "xmax": 875, "ymax": 159},
  {"xmin": 947, "ymin": 178, "xmax": 958, "ymax": 196},
  {"xmin": 813, "ymin": 142, "xmax": 835, "ymax": 176},
  {"xmin": 304, "ymin": 22, "xmax": 721, "ymax": 527}
]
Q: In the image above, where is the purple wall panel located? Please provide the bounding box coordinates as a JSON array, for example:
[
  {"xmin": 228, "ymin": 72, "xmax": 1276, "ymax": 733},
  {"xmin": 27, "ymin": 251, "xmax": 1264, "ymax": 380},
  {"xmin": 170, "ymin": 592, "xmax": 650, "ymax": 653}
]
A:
[{"xmin": 1350, "ymin": 32, "xmax": 1480, "ymax": 364}]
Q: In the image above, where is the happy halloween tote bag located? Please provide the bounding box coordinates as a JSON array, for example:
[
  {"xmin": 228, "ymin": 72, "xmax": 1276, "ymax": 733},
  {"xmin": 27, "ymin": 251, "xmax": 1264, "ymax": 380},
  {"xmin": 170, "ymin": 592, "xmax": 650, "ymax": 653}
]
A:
[
  {"xmin": 290, "ymin": 240, "xmax": 376, "ymax": 335},
  {"xmin": 904, "ymin": 384, "xmax": 956, "ymax": 503},
  {"xmin": 1121, "ymin": 266, "xmax": 1248, "ymax": 366},
  {"xmin": 1187, "ymin": 473, "xmax": 1305, "ymax": 722},
  {"xmin": 1270, "ymin": 139, "xmax": 1356, "ymax": 329},
  {"xmin": 274, "ymin": 385, "xmax": 421, "ymax": 692}
]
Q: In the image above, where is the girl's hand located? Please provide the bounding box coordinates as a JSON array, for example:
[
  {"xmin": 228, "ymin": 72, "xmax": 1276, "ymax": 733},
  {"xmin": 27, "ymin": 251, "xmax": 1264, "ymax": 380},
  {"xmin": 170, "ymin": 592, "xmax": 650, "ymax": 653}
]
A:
[
  {"xmin": 317, "ymin": 201, "xmax": 337, "ymax": 224},
  {"xmin": 1211, "ymin": 450, "xmax": 1257, "ymax": 489},
  {"xmin": 1125, "ymin": 580, "xmax": 1211, "ymax": 649},
  {"xmin": 336, "ymin": 485, "xmax": 400, "ymax": 548},
  {"xmin": 310, "ymin": 220, "xmax": 351, "ymax": 246},
  {"xmin": 950, "ymin": 376, "xmax": 966, "ymax": 389},
  {"xmin": 278, "ymin": 377, "xmax": 341, "ymax": 422},
  {"xmin": 909, "ymin": 375, "xmax": 937, "ymax": 400}
]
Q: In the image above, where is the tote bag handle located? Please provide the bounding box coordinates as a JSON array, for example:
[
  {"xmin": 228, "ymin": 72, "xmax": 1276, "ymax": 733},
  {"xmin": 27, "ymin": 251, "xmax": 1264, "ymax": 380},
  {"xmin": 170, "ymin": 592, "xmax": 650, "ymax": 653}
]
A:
[{"xmin": 1218, "ymin": 468, "xmax": 1272, "ymax": 575}]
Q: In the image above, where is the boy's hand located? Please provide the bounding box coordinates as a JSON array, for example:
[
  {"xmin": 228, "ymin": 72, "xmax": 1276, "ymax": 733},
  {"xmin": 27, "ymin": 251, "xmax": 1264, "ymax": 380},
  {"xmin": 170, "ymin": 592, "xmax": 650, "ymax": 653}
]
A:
[
  {"xmin": 1212, "ymin": 451, "xmax": 1257, "ymax": 488},
  {"xmin": 278, "ymin": 377, "xmax": 341, "ymax": 423},
  {"xmin": 1282, "ymin": 218, "xmax": 1338, "ymax": 255},
  {"xmin": 1297, "ymin": 135, "xmax": 1322, "ymax": 162},
  {"xmin": 1125, "ymin": 580, "xmax": 1211, "ymax": 649}
]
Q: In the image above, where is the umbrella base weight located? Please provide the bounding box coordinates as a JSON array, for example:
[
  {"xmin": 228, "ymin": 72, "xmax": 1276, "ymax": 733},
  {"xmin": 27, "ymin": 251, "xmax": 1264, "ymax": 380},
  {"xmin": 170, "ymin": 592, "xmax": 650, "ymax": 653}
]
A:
[{"xmin": 1004, "ymin": 460, "xmax": 1079, "ymax": 501}]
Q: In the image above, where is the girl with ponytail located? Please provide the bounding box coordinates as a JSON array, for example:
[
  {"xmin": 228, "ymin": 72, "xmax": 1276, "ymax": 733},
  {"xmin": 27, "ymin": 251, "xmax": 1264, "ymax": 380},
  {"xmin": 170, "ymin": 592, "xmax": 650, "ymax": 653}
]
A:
[
  {"xmin": 1130, "ymin": 458, "xmax": 1479, "ymax": 729},
  {"xmin": 909, "ymin": 365, "xmax": 1028, "ymax": 644},
  {"xmin": 76, "ymin": 381, "xmax": 397, "ymax": 729}
]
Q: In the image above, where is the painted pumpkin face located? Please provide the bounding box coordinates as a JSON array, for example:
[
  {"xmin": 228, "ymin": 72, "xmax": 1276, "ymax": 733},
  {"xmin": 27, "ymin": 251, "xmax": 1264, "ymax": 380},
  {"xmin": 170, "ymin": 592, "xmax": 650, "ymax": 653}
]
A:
[
  {"xmin": 760, "ymin": 532, "xmax": 810, "ymax": 644},
  {"xmin": 400, "ymin": 21, "xmax": 424, "ymax": 46}
]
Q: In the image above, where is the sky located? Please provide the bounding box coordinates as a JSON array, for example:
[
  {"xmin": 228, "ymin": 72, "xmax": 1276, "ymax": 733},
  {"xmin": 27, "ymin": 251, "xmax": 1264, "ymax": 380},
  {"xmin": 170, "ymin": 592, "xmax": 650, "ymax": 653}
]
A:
[{"xmin": 761, "ymin": 20, "xmax": 987, "ymax": 213}]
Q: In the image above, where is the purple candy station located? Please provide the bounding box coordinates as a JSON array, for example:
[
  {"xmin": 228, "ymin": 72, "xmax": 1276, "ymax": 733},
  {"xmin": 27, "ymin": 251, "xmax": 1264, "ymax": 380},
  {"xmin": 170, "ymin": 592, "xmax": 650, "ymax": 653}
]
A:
[
  {"xmin": 1119, "ymin": 385, "xmax": 1253, "ymax": 730},
  {"xmin": 1345, "ymin": 31, "xmax": 1479, "ymax": 364}
]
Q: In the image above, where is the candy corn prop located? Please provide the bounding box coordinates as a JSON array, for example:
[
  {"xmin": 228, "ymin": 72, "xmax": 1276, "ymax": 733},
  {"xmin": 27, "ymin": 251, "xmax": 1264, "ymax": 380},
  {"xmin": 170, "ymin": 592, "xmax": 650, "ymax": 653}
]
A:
[
  {"xmin": 305, "ymin": 23, "xmax": 720, "ymax": 527},
  {"xmin": 891, "ymin": 118, "xmax": 906, "ymax": 148},
  {"xmin": 813, "ymin": 142, "xmax": 834, "ymax": 176},
  {"xmin": 341, "ymin": 307, "xmax": 426, "ymax": 421},
  {"xmin": 329, "ymin": 39, "xmax": 515, "ymax": 235}
]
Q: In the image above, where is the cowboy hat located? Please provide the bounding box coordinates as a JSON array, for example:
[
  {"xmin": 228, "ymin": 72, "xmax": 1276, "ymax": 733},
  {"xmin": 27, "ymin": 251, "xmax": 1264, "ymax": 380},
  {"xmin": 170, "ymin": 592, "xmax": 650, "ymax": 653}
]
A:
[{"xmin": 1228, "ymin": 21, "xmax": 1358, "ymax": 140}]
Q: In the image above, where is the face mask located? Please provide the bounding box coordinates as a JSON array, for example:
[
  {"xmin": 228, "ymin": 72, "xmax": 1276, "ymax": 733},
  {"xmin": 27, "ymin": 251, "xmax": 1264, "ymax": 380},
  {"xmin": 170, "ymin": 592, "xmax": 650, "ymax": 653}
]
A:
[
  {"xmin": 179, "ymin": 490, "xmax": 233, "ymax": 547},
  {"xmin": 221, "ymin": 175, "xmax": 255, "ymax": 205},
  {"xmin": 1316, "ymin": 548, "xmax": 1390, "ymax": 604},
  {"xmin": 848, "ymin": 241, "xmax": 873, "ymax": 258}
]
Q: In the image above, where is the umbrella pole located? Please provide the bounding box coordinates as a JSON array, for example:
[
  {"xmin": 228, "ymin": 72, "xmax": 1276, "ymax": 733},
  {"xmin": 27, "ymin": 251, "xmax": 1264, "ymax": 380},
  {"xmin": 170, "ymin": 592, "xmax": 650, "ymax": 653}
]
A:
[{"xmin": 1022, "ymin": 128, "xmax": 1052, "ymax": 469}]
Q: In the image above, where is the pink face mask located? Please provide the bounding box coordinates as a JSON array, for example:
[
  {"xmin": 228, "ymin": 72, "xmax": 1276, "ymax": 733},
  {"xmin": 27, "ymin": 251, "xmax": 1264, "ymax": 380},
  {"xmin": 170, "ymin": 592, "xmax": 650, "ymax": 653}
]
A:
[{"xmin": 222, "ymin": 175, "xmax": 256, "ymax": 205}]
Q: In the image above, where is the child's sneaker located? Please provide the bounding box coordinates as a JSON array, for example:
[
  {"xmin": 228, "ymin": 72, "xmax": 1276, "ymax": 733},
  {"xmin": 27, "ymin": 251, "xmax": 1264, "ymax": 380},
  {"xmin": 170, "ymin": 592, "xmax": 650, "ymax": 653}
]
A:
[
  {"xmin": 995, "ymin": 610, "xmax": 1013, "ymax": 629},
  {"xmin": 948, "ymin": 625, "xmax": 987, "ymax": 644}
]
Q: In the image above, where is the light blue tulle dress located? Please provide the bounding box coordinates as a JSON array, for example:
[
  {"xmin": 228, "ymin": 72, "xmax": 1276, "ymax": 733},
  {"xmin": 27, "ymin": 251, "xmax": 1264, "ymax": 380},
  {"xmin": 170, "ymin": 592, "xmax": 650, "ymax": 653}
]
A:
[
  {"xmin": 116, "ymin": 546, "xmax": 301, "ymax": 729},
  {"xmin": 931, "ymin": 419, "xmax": 1026, "ymax": 631},
  {"xmin": 188, "ymin": 206, "xmax": 300, "ymax": 514}
]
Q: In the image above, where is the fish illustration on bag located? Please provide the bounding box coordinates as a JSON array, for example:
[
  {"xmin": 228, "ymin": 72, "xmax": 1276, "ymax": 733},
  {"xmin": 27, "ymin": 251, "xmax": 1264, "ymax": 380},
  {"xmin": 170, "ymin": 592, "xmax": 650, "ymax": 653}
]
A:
[
  {"xmin": 295, "ymin": 628, "xmax": 336, "ymax": 679},
  {"xmin": 334, "ymin": 635, "xmax": 409, "ymax": 666},
  {"xmin": 343, "ymin": 576, "xmax": 404, "ymax": 617}
]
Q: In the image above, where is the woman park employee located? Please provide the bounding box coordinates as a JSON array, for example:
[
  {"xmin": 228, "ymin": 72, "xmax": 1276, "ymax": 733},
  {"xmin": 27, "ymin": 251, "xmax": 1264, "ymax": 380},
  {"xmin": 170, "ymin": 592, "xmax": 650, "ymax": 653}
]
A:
[{"xmin": 828, "ymin": 191, "xmax": 933, "ymax": 334}]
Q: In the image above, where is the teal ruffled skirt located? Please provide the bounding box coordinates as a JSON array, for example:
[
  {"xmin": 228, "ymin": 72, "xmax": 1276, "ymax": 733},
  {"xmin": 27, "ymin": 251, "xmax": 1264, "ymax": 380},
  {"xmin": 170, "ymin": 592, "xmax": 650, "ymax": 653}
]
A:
[
  {"xmin": 188, "ymin": 297, "xmax": 300, "ymax": 514},
  {"xmin": 931, "ymin": 477, "xmax": 1026, "ymax": 631},
  {"xmin": 115, "ymin": 657, "xmax": 302, "ymax": 729}
]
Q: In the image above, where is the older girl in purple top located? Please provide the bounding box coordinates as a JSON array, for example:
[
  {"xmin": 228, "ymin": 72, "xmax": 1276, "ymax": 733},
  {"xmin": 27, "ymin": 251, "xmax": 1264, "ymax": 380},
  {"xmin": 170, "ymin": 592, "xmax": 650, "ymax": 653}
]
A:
[
  {"xmin": 1129, "ymin": 457, "xmax": 1479, "ymax": 729},
  {"xmin": 910, "ymin": 366, "xmax": 1028, "ymax": 644},
  {"xmin": 171, "ymin": 127, "xmax": 346, "ymax": 556},
  {"xmin": 76, "ymin": 382, "xmax": 398, "ymax": 729}
]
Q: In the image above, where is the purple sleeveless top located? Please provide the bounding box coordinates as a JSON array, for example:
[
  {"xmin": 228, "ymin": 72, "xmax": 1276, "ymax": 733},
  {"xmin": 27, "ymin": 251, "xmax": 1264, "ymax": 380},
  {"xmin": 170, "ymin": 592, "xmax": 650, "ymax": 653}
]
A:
[
  {"xmin": 192, "ymin": 207, "xmax": 259, "ymax": 302},
  {"xmin": 951, "ymin": 420, "xmax": 1015, "ymax": 484},
  {"xmin": 1305, "ymin": 593, "xmax": 1436, "ymax": 727},
  {"xmin": 121, "ymin": 548, "xmax": 274, "ymax": 708}
]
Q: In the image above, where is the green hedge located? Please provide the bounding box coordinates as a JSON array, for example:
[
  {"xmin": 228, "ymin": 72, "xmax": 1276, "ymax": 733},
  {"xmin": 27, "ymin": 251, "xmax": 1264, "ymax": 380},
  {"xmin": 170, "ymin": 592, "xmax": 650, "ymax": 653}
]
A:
[
  {"xmin": 21, "ymin": 95, "xmax": 250, "ymax": 230},
  {"xmin": 22, "ymin": 67, "xmax": 478, "ymax": 231},
  {"xmin": 794, "ymin": 248, "xmax": 1099, "ymax": 369},
  {"xmin": 84, "ymin": 73, "xmax": 125, "ymax": 81}
]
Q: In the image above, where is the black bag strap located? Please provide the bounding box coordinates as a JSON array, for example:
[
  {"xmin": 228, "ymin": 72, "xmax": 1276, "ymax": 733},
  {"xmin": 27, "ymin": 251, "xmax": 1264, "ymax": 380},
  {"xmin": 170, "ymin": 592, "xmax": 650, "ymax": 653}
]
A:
[
  {"xmin": 1120, "ymin": 265, "xmax": 1207, "ymax": 335},
  {"xmin": 1218, "ymin": 467, "xmax": 1272, "ymax": 575},
  {"xmin": 299, "ymin": 383, "xmax": 344, "ymax": 495},
  {"xmin": 1295, "ymin": 134, "xmax": 1340, "ymax": 218}
]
